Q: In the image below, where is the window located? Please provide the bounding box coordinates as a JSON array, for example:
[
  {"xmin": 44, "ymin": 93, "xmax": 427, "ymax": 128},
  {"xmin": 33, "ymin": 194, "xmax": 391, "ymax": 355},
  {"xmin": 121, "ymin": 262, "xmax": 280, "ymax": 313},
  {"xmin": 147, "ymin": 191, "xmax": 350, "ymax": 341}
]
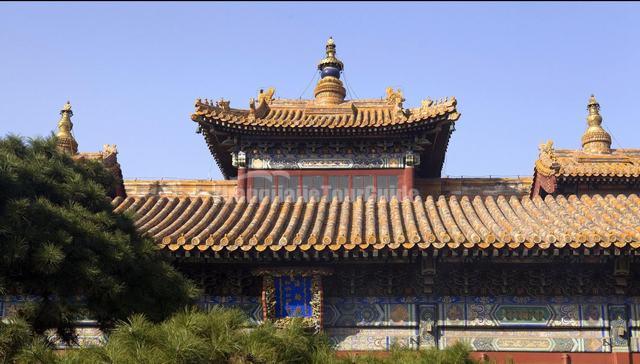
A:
[
  {"xmin": 329, "ymin": 176, "xmax": 349, "ymax": 201},
  {"xmin": 377, "ymin": 175, "xmax": 398, "ymax": 200},
  {"xmin": 252, "ymin": 175, "xmax": 275, "ymax": 199},
  {"xmin": 278, "ymin": 175, "xmax": 299, "ymax": 199},
  {"xmin": 352, "ymin": 175, "xmax": 374, "ymax": 200},
  {"xmin": 302, "ymin": 176, "xmax": 323, "ymax": 201}
]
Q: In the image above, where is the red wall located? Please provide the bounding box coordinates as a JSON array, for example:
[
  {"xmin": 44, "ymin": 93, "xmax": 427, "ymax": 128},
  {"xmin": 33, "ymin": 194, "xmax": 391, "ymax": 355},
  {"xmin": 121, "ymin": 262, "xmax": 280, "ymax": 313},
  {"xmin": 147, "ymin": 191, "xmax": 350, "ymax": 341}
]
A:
[
  {"xmin": 337, "ymin": 351, "xmax": 639, "ymax": 364},
  {"xmin": 470, "ymin": 352, "xmax": 639, "ymax": 364}
]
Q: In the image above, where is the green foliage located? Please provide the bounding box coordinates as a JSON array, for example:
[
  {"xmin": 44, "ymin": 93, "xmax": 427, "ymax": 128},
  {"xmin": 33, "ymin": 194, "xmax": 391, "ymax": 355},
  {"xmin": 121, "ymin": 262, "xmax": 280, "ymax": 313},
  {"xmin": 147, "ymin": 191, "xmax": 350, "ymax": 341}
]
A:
[
  {"xmin": 0, "ymin": 317, "xmax": 60, "ymax": 364},
  {"xmin": 0, "ymin": 135, "xmax": 199, "ymax": 342},
  {"xmin": 0, "ymin": 317, "xmax": 34, "ymax": 363},
  {"xmin": 336, "ymin": 342, "xmax": 476, "ymax": 364},
  {"xmin": 59, "ymin": 307, "xmax": 336, "ymax": 364},
  {"xmin": 0, "ymin": 307, "xmax": 477, "ymax": 364}
]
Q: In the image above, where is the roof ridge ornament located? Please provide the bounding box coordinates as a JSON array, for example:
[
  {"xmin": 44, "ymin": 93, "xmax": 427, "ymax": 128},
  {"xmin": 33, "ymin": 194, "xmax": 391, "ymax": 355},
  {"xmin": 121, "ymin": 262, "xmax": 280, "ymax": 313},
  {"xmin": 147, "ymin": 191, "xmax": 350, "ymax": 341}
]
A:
[
  {"xmin": 55, "ymin": 101, "xmax": 78, "ymax": 155},
  {"xmin": 386, "ymin": 87, "xmax": 407, "ymax": 120},
  {"xmin": 314, "ymin": 37, "xmax": 346, "ymax": 104},
  {"xmin": 217, "ymin": 98, "xmax": 230, "ymax": 111},
  {"xmin": 257, "ymin": 87, "xmax": 275, "ymax": 105},
  {"xmin": 317, "ymin": 36, "xmax": 344, "ymax": 77},
  {"xmin": 581, "ymin": 94, "xmax": 612, "ymax": 154},
  {"xmin": 385, "ymin": 87, "xmax": 405, "ymax": 107},
  {"xmin": 535, "ymin": 140, "xmax": 561, "ymax": 176}
]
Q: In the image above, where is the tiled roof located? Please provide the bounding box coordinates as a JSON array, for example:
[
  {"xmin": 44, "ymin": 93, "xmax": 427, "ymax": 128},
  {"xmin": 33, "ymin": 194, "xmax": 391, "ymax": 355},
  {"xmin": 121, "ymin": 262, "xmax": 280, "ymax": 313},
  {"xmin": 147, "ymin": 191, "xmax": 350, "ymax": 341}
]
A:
[
  {"xmin": 554, "ymin": 150, "xmax": 640, "ymax": 178},
  {"xmin": 112, "ymin": 193, "xmax": 640, "ymax": 252},
  {"xmin": 192, "ymin": 96, "xmax": 460, "ymax": 131},
  {"xmin": 535, "ymin": 143, "xmax": 640, "ymax": 178},
  {"xmin": 75, "ymin": 145, "xmax": 126, "ymax": 198},
  {"xmin": 533, "ymin": 97, "xmax": 640, "ymax": 180}
]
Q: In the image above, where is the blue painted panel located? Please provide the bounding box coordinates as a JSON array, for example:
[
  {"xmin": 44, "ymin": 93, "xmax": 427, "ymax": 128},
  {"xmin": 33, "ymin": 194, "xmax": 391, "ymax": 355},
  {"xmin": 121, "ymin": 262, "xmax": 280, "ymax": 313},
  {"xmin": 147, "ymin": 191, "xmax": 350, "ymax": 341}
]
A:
[{"xmin": 274, "ymin": 275, "xmax": 313, "ymax": 318}]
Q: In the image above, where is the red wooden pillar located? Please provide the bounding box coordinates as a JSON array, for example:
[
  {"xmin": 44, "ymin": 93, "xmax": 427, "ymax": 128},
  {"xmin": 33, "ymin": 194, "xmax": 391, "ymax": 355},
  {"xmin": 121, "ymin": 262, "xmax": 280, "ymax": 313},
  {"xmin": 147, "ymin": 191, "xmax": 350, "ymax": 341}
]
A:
[
  {"xmin": 403, "ymin": 152, "xmax": 416, "ymax": 200},
  {"xmin": 372, "ymin": 175, "xmax": 378, "ymax": 198},
  {"xmin": 403, "ymin": 166, "xmax": 414, "ymax": 199},
  {"xmin": 237, "ymin": 167, "xmax": 247, "ymax": 198},
  {"xmin": 322, "ymin": 176, "xmax": 329, "ymax": 198}
]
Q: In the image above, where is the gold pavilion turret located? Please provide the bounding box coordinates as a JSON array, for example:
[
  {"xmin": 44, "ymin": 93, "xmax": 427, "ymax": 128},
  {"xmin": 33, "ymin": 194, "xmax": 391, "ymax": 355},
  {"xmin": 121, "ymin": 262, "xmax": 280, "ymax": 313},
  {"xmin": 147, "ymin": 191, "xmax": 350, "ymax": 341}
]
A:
[
  {"xmin": 314, "ymin": 37, "xmax": 346, "ymax": 104},
  {"xmin": 56, "ymin": 101, "xmax": 78, "ymax": 154},
  {"xmin": 581, "ymin": 94, "xmax": 611, "ymax": 154}
]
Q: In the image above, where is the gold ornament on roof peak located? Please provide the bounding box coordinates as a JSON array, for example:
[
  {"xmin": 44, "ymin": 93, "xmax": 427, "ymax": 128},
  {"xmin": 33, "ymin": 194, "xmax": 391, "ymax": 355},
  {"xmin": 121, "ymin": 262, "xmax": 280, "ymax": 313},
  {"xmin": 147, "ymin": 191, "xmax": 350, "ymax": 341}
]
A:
[
  {"xmin": 257, "ymin": 87, "xmax": 275, "ymax": 105},
  {"xmin": 55, "ymin": 101, "xmax": 78, "ymax": 155},
  {"xmin": 314, "ymin": 37, "xmax": 346, "ymax": 104},
  {"xmin": 386, "ymin": 88, "xmax": 405, "ymax": 107},
  {"xmin": 217, "ymin": 98, "xmax": 230, "ymax": 111},
  {"xmin": 386, "ymin": 87, "xmax": 407, "ymax": 119},
  {"xmin": 317, "ymin": 36, "xmax": 344, "ymax": 73},
  {"xmin": 581, "ymin": 94, "xmax": 611, "ymax": 154},
  {"xmin": 535, "ymin": 140, "xmax": 561, "ymax": 177}
]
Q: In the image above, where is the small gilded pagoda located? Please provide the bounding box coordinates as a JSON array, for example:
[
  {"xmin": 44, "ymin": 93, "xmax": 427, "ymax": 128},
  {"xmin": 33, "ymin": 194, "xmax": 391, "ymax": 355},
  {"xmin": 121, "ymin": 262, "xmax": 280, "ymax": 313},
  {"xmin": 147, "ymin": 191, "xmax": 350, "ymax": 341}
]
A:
[{"xmin": 60, "ymin": 39, "xmax": 640, "ymax": 363}]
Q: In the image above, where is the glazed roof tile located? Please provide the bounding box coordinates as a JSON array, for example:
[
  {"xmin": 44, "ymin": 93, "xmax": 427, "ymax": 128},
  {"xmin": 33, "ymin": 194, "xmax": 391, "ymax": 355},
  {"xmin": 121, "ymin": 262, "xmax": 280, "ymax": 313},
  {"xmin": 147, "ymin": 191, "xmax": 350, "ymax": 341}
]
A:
[
  {"xmin": 192, "ymin": 96, "xmax": 460, "ymax": 131},
  {"xmin": 535, "ymin": 145, "xmax": 640, "ymax": 178},
  {"xmin": 112, "ymin": 193, "xmax": 640, "ymax": 252}
]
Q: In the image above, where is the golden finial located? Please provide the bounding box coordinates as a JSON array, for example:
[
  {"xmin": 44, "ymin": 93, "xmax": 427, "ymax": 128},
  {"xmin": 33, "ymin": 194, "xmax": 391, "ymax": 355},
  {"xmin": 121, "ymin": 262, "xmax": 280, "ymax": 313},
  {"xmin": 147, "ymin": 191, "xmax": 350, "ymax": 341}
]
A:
[
  {"xmin": 55, "ymin": 101, "xmax": 78, "ymax": 154},
  {"xmin": 317, "ymin": 36, "xmax": 344, "ymax": 74},
  {"xmin": 314, "ymin": 37, "xmax": 346, "ymax": 104},
  {"xmin": 581, "ymin": 94, "xmax": 611, "ymax": 154}
]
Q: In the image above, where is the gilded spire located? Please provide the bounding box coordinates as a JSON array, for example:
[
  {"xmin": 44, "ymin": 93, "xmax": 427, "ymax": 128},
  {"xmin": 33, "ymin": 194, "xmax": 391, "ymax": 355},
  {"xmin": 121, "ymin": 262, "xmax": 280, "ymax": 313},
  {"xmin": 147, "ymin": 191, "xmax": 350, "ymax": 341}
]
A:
[
  {"xmin": 314, "ymin": 37, "xmax": 346, "ymax": 104},
  {"xmin": 581, "ymin": 94, "xmax": 611, "ymax": 154},
  {"xmin": 317, "ymin": 36, "xmax": 344, "ymax": 76},
  {"xmin": 55, "ymin": 101, "xmax": 78, "ymax": 154}
]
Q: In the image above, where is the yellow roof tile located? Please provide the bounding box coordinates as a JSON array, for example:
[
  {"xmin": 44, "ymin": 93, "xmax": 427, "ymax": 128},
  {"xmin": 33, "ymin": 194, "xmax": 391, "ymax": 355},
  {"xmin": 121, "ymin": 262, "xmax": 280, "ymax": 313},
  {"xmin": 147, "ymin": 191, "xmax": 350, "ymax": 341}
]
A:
[
  {"xmin": 193, "ymin": 95, "xmax": 459, "ymax": 131},
  {"xmin": 114, "ymin": 192, "xmax": 640, "ymax": 252}
]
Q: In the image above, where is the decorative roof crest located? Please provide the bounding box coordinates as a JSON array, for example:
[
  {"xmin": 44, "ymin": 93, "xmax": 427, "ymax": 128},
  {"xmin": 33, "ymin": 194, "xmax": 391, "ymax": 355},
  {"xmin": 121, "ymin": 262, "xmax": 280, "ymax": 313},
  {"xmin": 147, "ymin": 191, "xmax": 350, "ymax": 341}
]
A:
[
  {"xmin": 421, "ymin": 99, "xmax": 433, "ymax": 109},
  {"xmin": 535, "ymin": 140, "xmax": 561, "ymax": 176},
  {"xmin": 257, "ymin": 87, "xmax": 275, "ymax": 105},
  {"xmin": 217, "ymin": 98, "xmax": 230, "ymax": 111},
  {"xmin": 386, "ymin": 88, "xmax": 405, "ymax": 107},
  {"xmin": 102, "ymin": 144, "xmax": 118, "ymax": 155},
  {"xmin": 581, "ymin": 94, "xmax": 611, "ymax": 154}
]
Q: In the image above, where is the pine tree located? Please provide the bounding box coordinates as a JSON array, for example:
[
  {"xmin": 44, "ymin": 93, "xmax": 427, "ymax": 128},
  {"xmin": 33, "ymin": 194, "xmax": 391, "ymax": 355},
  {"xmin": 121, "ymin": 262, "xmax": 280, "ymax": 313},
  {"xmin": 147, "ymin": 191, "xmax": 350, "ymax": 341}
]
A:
[{"xmin": 0, "ymin": 134, "xmax": 199, "ymax": 343}]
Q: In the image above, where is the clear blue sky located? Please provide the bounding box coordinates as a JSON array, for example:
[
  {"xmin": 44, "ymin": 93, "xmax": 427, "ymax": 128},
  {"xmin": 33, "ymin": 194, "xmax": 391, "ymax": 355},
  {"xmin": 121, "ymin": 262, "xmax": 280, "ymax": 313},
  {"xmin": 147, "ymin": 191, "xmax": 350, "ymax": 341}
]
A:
[{"xmin": 1, "ymin": 2, "xmax": 639, "ymax": 180}]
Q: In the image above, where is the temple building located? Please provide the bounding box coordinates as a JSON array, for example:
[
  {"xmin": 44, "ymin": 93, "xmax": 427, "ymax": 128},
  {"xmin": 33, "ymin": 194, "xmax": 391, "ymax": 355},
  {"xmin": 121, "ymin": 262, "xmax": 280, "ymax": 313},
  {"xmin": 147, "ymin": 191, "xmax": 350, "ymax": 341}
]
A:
[{"xmin": 59, "ymin": 39, "xmax": 640, "ymax": 362}]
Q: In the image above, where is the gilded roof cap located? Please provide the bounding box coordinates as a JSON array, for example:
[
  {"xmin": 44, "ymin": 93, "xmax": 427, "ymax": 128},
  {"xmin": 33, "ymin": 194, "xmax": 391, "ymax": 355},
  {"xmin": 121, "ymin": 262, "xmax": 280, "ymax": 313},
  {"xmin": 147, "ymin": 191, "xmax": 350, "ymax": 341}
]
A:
[
  {"xmin": 581, "ymin": 94, "xmax": 611, "ymax": 154},
  {"xmin": 317, "ymin": 36, "xmax": 344, "ymax": 75},
  {"xmin": 314, "ymin": 37, "xmax": 346, "ymax": 104},
  {"xmin": 55, "ymin": 101, "xmax": 78, "ymax": 154}
]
